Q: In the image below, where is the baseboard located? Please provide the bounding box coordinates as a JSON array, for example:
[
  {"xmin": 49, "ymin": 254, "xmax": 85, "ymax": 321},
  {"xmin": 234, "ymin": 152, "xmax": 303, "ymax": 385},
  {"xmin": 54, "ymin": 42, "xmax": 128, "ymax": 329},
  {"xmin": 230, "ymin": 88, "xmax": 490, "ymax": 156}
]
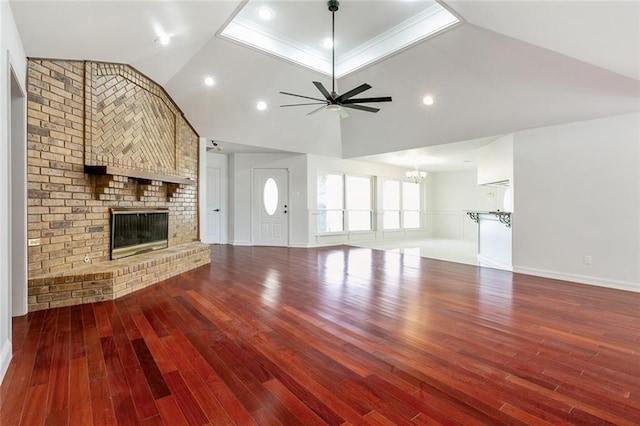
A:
[
  {"xmin": 307, "ymin": 242, "xmax": 347, "ymax": 248},
  {"xmin": 477, "ymin": 254, "xmax": 512, "ymax": 271},
  {"xmin": 0, "ymin": 339, "xmax": 12, "ymax": 385},
  {"xmin": 289, "ymin": 243, "xmax": 313, "ymax": 248},
  {"xmin": 513, "ymin": 266, "xmax": 639, "ymax": 293},
  {"xmin": 227, "ymin": 242, "xmax": 341, "ymax": 249},
  {"xmin": 202, "ymin": 240, "xmax": 231, "ymax": 245}
]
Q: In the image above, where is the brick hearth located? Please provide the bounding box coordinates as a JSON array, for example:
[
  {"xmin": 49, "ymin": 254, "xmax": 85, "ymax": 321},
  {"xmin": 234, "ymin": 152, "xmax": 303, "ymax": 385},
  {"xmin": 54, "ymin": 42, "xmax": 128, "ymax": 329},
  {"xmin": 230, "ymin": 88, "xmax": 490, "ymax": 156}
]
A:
[{"xmin": 27, "ymin": 242, "xmax": 210, "ymax": 311}]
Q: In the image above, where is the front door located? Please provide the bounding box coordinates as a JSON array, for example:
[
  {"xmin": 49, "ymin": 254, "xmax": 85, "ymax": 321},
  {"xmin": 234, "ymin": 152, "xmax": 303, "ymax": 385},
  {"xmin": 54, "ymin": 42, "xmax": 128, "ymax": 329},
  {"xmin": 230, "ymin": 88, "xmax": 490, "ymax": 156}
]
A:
[{"xmin": 253, "ymin": 169, "xmax": 289, "ymax": 246}]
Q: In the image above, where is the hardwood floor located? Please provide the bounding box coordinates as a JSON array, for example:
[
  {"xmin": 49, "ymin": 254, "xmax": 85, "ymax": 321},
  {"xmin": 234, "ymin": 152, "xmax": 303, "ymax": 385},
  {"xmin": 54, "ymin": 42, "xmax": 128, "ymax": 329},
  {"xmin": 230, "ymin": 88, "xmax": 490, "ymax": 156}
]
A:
[{"xmin": 2, "ymin": 245, "xmax": 639, "ymax": 425}]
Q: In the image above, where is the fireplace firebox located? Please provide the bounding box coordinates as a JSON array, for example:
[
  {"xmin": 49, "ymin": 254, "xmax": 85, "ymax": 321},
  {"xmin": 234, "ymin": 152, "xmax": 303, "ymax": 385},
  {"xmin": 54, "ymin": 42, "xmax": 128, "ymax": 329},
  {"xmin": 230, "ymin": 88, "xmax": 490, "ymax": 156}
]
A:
[{"xmin": 110, "ymin": 208, "xmax": 169, "ymax": 260}]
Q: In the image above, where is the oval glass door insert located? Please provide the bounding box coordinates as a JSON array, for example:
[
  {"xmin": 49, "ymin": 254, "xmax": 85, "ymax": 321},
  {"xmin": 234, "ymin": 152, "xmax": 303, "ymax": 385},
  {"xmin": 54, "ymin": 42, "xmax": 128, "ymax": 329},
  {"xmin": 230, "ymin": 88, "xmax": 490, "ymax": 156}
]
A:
[{"xmin": 263, "ymin": 178, "xmax": 278, "ymax": 216}]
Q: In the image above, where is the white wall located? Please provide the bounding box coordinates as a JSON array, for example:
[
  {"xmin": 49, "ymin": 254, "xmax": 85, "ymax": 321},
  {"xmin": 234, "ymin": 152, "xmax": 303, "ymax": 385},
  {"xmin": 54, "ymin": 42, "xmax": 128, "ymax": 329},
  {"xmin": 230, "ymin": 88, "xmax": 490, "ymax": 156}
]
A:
[
  {"xmin": 228, "ymin": 153, "xmax": 308, "ymax": 246},
  {"xmin": 428, "ymin": 170, "xmax": 505, "ymax": 241},
  {"xmin": 513, "ymin": 112, "xmax": 640, "ymax": 292},
  {"xmin": 1, "ymin": 0, "xmax": 27, "ymax": 384}
]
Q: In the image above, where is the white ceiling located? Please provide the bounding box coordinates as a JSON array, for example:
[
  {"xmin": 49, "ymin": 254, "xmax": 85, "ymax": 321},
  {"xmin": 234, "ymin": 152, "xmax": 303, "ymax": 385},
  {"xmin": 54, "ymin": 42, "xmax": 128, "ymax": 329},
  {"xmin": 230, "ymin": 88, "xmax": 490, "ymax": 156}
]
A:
[
  {"xmin": 9, "ymin": 0, "xmax": 640, "ymax": 171},
  {"xmin": 355, "ymin": 136, "xmax": 499, "ymax": 172}
]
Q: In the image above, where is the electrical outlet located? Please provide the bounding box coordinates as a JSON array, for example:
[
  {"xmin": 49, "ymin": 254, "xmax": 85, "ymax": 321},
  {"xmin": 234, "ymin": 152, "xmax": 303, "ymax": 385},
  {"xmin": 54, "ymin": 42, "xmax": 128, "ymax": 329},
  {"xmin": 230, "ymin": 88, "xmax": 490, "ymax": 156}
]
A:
[
  {"xmin": 584, "ymin": 255, "xmax": 592, "ymax": 265},
  {"xmin": 28, "ymin": 238, "xmax": 40, "ymax": 247}
]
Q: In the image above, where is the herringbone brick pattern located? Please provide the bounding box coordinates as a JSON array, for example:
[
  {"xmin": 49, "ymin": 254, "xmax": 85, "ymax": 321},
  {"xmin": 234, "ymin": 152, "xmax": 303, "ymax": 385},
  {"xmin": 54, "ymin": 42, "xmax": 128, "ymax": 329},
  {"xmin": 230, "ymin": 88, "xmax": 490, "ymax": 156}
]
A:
[{"xmin": 86, "ymin": 63, "xmax": 177, "ymax": 174}]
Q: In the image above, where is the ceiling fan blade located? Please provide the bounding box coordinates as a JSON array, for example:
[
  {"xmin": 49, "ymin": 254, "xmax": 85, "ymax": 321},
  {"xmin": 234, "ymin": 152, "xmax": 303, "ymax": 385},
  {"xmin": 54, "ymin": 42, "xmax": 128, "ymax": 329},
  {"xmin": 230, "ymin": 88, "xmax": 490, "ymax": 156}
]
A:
[
  {"xmin": 280, "ymin": 102, "xmax": 327, "ymax": 107},
  {"xmin": 306, "ymin": 105, "xmax": 327, "ymax": 116},
  {"xmin": 342, "ymin": 104, "xmax": 380, "ymax": 113},
  {"xmin": 312, "ymin": 82, "xmax": 333, "ymax": 101},
  {"xmin": 279, "ymin": 91, "xmax": 327, "ymax": 102},
  {"xmin": 335, "ymin": 83, "xmax": 371, "ymax": 103},
  {"xmin": 342, "ymin": 96, "xmax": 392, "ymax": 104},
  {"xmin": 338, "ymin": 108, "xmax": 349, "ymax": 119}
]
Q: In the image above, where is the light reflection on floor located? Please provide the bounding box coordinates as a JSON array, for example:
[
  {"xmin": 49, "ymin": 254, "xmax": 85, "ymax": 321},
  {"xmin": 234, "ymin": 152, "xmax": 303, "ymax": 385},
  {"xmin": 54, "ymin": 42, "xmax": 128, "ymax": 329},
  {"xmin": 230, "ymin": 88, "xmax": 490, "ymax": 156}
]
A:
[
  {"xmin": 260, "ymin": 268, "xmax": 281, "ymax": 307},
  {"xmin": 339, "ymin": 240, "xmax": 514, "ymax": 338},
  {"xmin": 348, "ymin": 238, "xmax": 478, "ymax": 266}
]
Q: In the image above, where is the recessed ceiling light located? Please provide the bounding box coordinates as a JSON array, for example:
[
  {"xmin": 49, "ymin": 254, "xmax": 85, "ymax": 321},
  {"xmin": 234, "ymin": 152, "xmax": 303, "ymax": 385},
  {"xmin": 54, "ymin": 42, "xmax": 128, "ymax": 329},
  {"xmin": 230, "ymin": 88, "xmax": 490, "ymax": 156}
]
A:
[
  {"xmin": 322, "ymin": 38, "xmax": 333, "ymax": 49},
  {"xmin": 257, "ymin": 7, "xmax": 274, "ymax": 20},
  {"xmin": 204, "ymin": 77, "xmax": 215, "ymax": 87},
  {"xmin": 422, "ymin": 95, "xmax": 434, "ymax": 106},
  {"xmin": 256, "ymin": 101, "xmax": 267, "ymax": 111},
  {"xmin": 157, "ymin": 33, "xmax": 171, "ymax": 46}
]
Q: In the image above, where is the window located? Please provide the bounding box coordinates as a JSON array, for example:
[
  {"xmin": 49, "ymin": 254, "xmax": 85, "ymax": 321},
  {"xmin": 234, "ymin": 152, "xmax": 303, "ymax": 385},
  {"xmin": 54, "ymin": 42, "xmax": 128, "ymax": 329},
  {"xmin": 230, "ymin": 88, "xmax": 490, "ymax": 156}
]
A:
[
  {"xmin": 317, "ymin": 172, "xmax": 373, "ymax": 233},
  {"xmin": 402, "ymin": 182, "xmax": 421, "ymax": 229},
  {"xmin": 382, "ymin": 180, "xmax": 422, "ymax": 230},
  {"xmin": 317, "ymin": 173, "xmax": 343, "ymax": 232},
  {"xmin": 382, "ymin": 180, "xmax": 400, "ymax": 229},
  {"xmin": 346, "ymin": 175, "xmax": 372, "ymax": 231},
  {"xmin": 263, "ymin": 178, "xmax": 278, "ymax": 216}
]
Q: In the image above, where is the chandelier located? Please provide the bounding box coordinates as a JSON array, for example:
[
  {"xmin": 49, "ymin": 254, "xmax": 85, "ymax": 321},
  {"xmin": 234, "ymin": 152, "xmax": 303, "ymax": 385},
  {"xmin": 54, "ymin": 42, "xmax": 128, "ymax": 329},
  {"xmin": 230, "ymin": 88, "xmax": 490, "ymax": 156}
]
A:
[{"xmin": 405, "ymin": 169, "xmax": 427, "ymax": 183}]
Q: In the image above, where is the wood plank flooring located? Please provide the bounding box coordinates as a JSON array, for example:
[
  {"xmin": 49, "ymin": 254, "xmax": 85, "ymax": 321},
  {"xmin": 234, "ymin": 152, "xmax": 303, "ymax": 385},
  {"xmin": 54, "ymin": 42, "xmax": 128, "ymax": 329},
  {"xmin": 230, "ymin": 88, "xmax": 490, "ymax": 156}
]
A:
[{"xmin": 2, "ymin": 244, "xmax": 639, "ymax": 425}]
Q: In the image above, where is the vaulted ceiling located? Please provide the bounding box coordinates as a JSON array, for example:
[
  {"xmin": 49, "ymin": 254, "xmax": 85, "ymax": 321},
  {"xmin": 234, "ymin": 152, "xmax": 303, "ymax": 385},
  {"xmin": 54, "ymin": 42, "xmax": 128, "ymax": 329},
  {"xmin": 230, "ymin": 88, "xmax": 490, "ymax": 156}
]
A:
[{"xmin": 10, "ymin": 0, "xmax": 640, "ymax": 170}]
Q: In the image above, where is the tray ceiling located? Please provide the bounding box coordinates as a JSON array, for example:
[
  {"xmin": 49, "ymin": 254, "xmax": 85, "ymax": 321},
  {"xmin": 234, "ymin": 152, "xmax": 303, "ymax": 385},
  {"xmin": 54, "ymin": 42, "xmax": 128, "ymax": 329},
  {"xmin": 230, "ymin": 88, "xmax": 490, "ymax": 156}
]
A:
[{"xmin": 219, "ymin": 0, "xmax": 459, "ymax": 77}]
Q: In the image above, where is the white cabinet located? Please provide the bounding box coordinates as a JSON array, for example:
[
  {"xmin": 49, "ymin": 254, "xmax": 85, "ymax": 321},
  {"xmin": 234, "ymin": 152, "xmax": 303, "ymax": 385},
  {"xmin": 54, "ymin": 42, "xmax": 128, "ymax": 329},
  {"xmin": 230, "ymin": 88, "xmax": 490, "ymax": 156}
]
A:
[{"xmin": 477, "ymin": 134, "xmax": 513, "ymax": 186}]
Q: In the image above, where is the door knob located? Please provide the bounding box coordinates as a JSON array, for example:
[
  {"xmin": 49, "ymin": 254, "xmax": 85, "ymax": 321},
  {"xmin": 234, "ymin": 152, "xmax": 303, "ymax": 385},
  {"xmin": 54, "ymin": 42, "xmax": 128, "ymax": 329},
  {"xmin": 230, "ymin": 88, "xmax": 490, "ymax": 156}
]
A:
[{"xmin": 213, "ymin": 209, "xmax": 220, "ymax": 212}]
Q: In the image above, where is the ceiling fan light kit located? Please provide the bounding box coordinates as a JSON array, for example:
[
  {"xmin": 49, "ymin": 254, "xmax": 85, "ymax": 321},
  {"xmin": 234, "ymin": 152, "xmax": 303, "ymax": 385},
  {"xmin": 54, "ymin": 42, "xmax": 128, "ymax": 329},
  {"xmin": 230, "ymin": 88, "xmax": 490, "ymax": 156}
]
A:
[{"xmin": 279, "ymin": 0, "xmax": 393, "ymax": 117}]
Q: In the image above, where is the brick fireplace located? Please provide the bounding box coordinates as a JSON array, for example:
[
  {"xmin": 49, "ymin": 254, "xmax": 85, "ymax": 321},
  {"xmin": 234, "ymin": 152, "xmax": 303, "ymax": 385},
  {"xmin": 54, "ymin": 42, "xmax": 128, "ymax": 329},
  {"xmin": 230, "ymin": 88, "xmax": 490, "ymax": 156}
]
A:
[{"xmin": 26, "ymin": 59, "xmax": 210, "ymax": 311}]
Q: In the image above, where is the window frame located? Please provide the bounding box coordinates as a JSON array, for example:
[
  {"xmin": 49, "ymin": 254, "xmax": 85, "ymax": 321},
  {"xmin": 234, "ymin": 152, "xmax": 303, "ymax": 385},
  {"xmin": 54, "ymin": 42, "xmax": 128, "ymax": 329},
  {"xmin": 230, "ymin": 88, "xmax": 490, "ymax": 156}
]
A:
[
  {"xmin": 316, "ymin": 171, "xmax": 345, "ymax": 234},
  {"xmin": 316, "ymin": 171, "xmax": 375, "ymax": 234},
  {"xmin": 381, "ymin": 179, "xmax": 423, "ymax": 230},
  {"xmin": 345, "ymin": 174, "xmax": 374, "ymax": 233},
  {"xmin": 402, "ymin": 181, "xmax": 422, "ymax": 229},
  {"xmin": 382, "ymin": 180, "xmax": 401, "ymax": 230}
]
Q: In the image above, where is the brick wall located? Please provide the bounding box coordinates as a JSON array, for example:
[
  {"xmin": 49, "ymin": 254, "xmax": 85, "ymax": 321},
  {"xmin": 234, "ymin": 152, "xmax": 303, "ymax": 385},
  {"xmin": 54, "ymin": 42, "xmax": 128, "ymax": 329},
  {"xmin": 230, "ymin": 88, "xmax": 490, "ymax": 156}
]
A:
[{"xmin": 27, "ymin": 59, "xmax": 200, "ymax": 277}]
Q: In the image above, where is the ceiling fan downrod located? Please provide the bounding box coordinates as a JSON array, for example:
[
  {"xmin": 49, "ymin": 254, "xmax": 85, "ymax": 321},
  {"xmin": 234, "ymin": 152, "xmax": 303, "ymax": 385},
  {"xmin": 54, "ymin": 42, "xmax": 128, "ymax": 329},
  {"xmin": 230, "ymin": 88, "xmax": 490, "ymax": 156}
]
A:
[{"xmin": 328, "ymin": 0, "xmax": 339, "ymax": 96}]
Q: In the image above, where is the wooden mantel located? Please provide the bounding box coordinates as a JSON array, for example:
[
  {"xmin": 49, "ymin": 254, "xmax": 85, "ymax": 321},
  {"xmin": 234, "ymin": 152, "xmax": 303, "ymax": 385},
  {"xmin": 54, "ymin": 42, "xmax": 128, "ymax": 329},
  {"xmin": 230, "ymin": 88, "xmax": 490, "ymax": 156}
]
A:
[{"xmin": 84, "ymin": 165, "xmax": 195, "ymax": 185}]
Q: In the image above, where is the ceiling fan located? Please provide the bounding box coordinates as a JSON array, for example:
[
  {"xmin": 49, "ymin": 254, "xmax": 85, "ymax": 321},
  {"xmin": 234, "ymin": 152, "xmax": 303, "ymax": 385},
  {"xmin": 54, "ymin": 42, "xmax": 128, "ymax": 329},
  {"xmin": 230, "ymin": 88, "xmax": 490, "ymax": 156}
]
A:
[{"xmin": 279, "ymin": 0, "xmax": 392, "ymax": 118}]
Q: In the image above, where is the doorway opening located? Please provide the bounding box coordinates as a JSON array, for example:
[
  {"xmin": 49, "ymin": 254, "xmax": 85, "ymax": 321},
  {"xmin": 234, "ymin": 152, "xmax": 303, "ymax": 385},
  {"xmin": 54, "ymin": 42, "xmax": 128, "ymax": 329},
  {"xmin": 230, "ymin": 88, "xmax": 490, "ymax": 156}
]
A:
[{"xmin": 9, "ymin": 63, "xmax": 27, "ymax": 316}]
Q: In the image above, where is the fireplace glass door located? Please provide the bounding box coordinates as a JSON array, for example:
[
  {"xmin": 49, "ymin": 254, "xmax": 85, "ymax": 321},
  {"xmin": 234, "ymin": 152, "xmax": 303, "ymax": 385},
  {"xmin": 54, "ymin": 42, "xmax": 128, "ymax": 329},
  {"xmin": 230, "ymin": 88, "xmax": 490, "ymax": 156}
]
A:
[{"xmin": 110, "ymin": 209, "xmax": 169, "ymax": 260}]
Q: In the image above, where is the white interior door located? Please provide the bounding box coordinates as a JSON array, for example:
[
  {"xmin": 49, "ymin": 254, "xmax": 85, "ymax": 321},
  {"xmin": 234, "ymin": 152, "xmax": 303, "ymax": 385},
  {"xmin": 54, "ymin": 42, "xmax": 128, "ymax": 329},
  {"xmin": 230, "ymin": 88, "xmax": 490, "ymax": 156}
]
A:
[
  {"xmin": 253, "ymin": 169, "xmax": 289, "ymax": 246},
  {"xmin": 205, "ymin": 167, "xmax": 221, "ymax": 244}
]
